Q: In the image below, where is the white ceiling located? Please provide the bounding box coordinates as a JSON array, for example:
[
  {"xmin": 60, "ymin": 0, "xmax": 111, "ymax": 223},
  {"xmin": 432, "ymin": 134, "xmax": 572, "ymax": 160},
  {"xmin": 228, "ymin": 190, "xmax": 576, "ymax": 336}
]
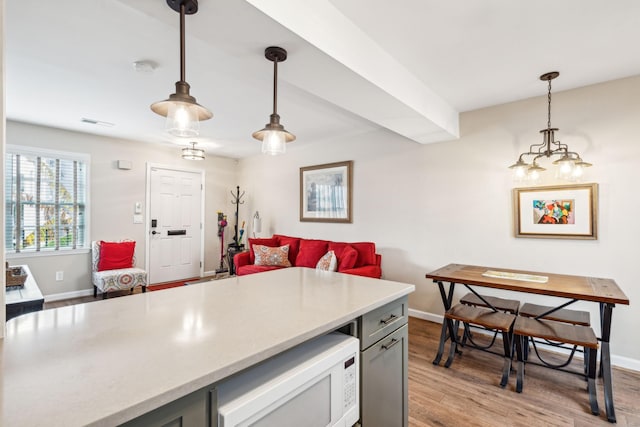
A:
[{"xmin": 6, "ymin": 0, "xmax": 640, "ymax": 159}]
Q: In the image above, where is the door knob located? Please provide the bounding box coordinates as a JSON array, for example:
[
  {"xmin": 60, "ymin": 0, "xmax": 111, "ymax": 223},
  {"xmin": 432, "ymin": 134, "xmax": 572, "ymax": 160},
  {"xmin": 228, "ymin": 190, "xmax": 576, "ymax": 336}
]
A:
[{"xmin": 151, "ymin": 230, "xmax": 159, "ymax": 235}]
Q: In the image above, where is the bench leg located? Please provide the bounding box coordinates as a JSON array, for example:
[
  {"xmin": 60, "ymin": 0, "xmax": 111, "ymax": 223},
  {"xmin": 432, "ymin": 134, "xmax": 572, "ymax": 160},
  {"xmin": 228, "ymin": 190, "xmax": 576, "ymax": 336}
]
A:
[
  {"xmin": 93, "ymin": 286, "xmax": 97, "ymax": 298},
  {"xmin": 515, "ymin": 334, "xmax": 525, "ymax": 393},
  {"xmin": 142, "ymin": 285, "xmax": 147, "ymax": 293},
  {"xmin": 461, "ymin": 322, "xmax": 471, "ymax": 347},
  {"xmin": 500, "ymin": 330, "xmax": 513, "ymax": 388},
  {"xmin": 586, "ymin": 347, "xmax": 600, "ymax": 416}
]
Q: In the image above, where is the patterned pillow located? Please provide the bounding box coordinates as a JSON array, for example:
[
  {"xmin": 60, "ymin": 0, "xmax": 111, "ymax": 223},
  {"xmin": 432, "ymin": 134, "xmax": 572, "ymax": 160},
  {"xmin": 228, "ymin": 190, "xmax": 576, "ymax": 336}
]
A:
[
  {"xmin": 253, "ymin": 244, "xmax": 292, "ymax": 267},
  {"xmin": 316, "ymin": 250, "xmax": 338, "ymax": 272}
]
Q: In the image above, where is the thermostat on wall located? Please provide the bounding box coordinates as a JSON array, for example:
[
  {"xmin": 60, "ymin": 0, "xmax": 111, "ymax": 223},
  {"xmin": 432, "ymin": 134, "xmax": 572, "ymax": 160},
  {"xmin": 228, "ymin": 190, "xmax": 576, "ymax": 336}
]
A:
[{"xmin": 118, "ymin": 160, "xmax": 132, "ymax": 170}]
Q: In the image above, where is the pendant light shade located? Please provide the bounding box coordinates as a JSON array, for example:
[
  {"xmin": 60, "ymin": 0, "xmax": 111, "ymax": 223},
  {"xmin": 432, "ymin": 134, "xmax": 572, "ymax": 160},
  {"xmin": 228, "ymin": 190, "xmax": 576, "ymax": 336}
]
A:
[
  {"xmin": 182, "ymin": 142, "xmax": 205, "ymax": 160},
  {"xmin": 252, "ymin": 46, "xmax": 295, "ymax": 155},
  {"xmin": 151, "ymin": 0, "xmax": 212, "ymax": 137}
]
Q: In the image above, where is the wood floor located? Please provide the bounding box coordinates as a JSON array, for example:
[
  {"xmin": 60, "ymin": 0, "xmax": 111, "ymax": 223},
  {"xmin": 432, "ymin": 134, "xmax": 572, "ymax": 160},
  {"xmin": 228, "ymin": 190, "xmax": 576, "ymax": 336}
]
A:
[
  {"xmin": 42, "ymin": 296, "xmax": 640, "ymax": 426},
  {"xmin": 408, "ymin": 317, "xmax": 640, "ymax": 426}
]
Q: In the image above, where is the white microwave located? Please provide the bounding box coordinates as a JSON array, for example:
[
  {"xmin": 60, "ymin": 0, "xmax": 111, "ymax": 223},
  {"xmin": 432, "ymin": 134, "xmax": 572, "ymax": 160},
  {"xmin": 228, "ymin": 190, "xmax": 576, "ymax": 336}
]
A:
[{"xmin": 217, "ymin": 332, "xmax": 360, "ymax": 427}]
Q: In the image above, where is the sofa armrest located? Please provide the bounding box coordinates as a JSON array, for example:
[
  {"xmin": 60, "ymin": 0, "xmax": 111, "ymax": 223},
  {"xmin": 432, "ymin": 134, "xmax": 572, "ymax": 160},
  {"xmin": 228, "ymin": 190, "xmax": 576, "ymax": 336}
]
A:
[
  {"xmin": 375, "ymin": 253, "xmax": 382, "ymax": 267},
  {"xmin": 234, "ymin": 251, "xmax": 251, "ymax": 268},
  {"xmin": 341, "ymin": 265, "xmax": 382, "ymax": 279}
]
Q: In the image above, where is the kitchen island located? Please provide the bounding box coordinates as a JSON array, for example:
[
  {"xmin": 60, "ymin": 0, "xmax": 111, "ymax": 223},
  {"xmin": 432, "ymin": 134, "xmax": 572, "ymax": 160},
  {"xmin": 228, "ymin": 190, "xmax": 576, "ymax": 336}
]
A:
[{"xmin": 1, "ymin": 267, "xmax": 414, "ymax": 426}]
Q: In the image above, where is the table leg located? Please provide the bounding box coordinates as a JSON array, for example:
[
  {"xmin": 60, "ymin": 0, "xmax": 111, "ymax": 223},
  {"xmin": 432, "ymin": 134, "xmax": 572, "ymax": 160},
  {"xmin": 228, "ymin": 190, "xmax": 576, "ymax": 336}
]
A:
[
  {"xmin": 432, "ymin": 281, "xmax": 457, "ymax": 365},
  {"xmin": 600, "ymin": 303, "xmax": 616, "ymax": 423},
  {"xmin": 433, "ymin": 319, "xmax": 448, "ymax": 365}
]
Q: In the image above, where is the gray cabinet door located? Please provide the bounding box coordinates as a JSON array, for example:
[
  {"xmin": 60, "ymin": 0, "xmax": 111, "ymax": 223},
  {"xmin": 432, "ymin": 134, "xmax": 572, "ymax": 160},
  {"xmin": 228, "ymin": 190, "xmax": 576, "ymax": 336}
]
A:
[
  {"xmin": 361, "ymin": 324, "xmax": 408, "ymax": 427},
  {"xmin": 120, "ymin": 386, "xmax": 216, "ymax": 427}
]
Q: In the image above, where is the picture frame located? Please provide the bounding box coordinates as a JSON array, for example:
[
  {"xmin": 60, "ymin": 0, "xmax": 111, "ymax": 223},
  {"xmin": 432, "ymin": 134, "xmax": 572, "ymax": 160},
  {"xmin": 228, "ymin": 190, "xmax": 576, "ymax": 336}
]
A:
[
  {"xmin": 513, "ymin": 183, "xmax": 598, "ymax": 239},
  {"xmin": 300, "ymin": 161, "xmax": 353, "ymax": 223}
]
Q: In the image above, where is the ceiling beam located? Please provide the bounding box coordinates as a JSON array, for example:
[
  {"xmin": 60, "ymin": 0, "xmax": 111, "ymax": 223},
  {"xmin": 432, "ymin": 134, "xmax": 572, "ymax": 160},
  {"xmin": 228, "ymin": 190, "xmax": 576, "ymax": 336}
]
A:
[{"xmin": 246, "ymin": 0, "xmax": 459, "ymax": 144}]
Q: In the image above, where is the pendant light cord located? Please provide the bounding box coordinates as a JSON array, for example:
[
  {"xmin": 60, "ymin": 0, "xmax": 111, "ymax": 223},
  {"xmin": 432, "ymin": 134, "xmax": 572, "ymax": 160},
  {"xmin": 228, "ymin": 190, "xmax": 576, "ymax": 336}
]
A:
[
  {"xmin": 547, "ymin": 78, "xmax": 552, "ymax": 129},
  {"xmin": 272, "ymin": 59, "xmax": 278, "ymax": 115},
  {"xmin": 179, "ymin": 3, "xmax": 186, "ymax": 82}
]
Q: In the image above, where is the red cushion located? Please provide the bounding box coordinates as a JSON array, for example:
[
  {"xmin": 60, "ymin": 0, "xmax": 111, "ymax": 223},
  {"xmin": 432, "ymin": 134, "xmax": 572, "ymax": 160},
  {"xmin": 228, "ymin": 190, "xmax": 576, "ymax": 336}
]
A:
[
  {"xmin": 295, "ymin": 239, "xmax": 329, "ymax": 268},
  {"xmin": 248, "ymin": 237, "xmax": 279, "ymax": 264},
  {"xmin": 274, "ymin": 235, "xmax": 301, "ymax": 266},
  {"xmin": 327, "ymin": 242, "xmax": 348, "ymax": 258},
  {"xmin": 98, "ymin": 241, "xmax": 135, "ymax": 271},
  {"xmin": 340, "ymin": 265, "xmax": 382, "ymax": 279},
  {"xmin": 349, "ymin": 242, "xmax": 376, "ymax": 267},
  {"xmin": 337, "ymin": 245, "xmax": 358, "ymax": 271},
  {"xmin": 236, "ymin": 264, "xmax": 285, "ymax": 276}
]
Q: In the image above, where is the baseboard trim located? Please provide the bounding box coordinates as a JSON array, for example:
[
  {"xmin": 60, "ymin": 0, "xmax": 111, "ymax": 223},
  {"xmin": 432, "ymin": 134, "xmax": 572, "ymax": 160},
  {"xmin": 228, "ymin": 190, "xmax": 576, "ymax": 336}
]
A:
[
  {"xmin": 408, "ymin": 308, "xmax": 640, "ymax": 372},
  {"xmin": 45, "ymin": 288, "xmax": 94, "ymax": 302}
]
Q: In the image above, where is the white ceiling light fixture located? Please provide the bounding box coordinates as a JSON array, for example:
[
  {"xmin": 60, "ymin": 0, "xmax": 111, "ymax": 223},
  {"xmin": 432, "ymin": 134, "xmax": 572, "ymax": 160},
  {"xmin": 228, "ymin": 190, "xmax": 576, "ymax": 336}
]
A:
[
  {"xmin": 509, "ymin": 71, "xmax": 592, "ymax": 183},
  {"xmin": 151, "ymin": 0, "xmax": 212, "ymax": 138},
  {"xmin": 252, "ymin": 46, "xmax": 295, "ymax": 156},
  {"xmin": 182, "ymin": 142, "xmax": 205, "ymax": 160},
  {"xmin": 133, "ymin": 60, "xmax": 157, "ymax": 74}
]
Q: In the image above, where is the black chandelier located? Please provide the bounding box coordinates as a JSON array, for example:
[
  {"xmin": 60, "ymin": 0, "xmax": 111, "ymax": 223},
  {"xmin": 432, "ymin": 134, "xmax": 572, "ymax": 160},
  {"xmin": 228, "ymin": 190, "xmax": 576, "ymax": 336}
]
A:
[{"xmin": 509, "ymin": 71, "xmax": 591, "ymax": 182}]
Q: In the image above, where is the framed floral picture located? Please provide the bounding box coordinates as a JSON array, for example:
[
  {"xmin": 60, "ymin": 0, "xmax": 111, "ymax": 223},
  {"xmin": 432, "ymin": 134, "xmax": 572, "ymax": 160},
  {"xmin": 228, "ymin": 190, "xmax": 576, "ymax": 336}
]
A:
[
  {"xmin": 300, "ymin": 161, "xmax": 352, "ymax": 223},
  {"xmin": 513, "ymin": 183, "xmax": 598, "ymax": 239}
]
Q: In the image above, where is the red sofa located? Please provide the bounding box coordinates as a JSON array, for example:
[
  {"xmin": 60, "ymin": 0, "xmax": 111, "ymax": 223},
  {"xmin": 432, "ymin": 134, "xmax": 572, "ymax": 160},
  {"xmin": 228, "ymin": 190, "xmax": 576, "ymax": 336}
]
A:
[{"xmin": 234, "ymin": 234, "xmax": 382, "ymax": 278}]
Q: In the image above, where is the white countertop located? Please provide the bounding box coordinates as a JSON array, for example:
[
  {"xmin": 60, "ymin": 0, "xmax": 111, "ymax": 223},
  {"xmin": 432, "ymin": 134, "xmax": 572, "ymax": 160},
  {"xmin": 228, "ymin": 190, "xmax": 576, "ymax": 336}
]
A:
[
  {"xmin": 1, "ymin": 268, "xmax": 414, "ymax": 426},
  {"xmin": 5, "ymin": 265, "xmax": 43, "ymax": 304}
]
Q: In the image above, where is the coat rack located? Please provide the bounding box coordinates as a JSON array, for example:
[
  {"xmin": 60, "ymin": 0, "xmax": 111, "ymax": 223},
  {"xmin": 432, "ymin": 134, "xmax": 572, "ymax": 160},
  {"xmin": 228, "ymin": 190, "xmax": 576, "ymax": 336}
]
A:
[
  {"xmin": 227, "ymin": 186, "xmax": 245, "ymax": 275},
  {"xmin": 230, "ymin": 186, "xmax": 245, "ymax": 248}
]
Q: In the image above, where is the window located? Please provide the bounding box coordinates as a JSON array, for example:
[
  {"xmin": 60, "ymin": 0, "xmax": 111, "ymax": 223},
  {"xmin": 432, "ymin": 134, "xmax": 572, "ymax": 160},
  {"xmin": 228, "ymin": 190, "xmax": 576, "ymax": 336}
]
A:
[{"xmin": 5, "ymin": 146, "xmax": 89, "ymax": 254}]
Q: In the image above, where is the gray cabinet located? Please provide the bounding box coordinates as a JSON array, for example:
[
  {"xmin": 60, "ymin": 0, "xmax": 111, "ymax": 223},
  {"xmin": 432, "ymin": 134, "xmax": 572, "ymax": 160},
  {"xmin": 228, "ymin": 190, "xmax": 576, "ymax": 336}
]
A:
[
  {"xmin": 120, "ymin": 297, "xmax": 410, "ymax": 427},
  {"xmin": 359, "ymin": 297, "xmax": 409, "ymax": 427},
  {"xmin": 120, "ymin": 386, "xmax": 217, "ymax": 427}
]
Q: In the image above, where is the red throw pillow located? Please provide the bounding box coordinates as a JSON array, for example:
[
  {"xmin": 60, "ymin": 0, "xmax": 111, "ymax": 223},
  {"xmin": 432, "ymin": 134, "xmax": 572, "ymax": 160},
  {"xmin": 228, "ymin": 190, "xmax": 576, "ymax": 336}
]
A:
[
  {"xmin": 274, "ymin": 235, "xmax": 301, "ymax": 266},
  {"xmin": 295, "ymin": 239, "xmax": 329, "ymax": 268},
  {"xmin": 98, "ymin": 241, "xmax": 135, "ymax": 271},
  {"xmin": 328, "ymin": 242, "xmax": 349, "ymax": 258},
  {"xmin": 337, "ymin": 245, "xmax": 358, "ymax": 272},
  {"xmin": 248, "ymin": 237, "xmax": 279, "ymax": 264},
  {"xmin": 350, "ymin": 242, "xmax": 376, "ymax": 267}
]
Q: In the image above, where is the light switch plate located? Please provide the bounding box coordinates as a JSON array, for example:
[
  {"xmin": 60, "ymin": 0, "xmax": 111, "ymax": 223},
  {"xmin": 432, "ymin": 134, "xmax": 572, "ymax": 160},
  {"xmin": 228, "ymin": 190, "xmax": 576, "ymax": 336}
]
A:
[{"xmin": 133, "ymin": 214, "xmax": 143, "ymax": 224}]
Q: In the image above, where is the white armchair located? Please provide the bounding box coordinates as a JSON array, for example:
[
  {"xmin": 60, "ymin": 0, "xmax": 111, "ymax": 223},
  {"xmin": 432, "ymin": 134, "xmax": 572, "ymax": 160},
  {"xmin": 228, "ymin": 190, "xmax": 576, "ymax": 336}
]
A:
[{"xmin": 91, "ymin": 240, "xmax": 147, "ymax": 298}]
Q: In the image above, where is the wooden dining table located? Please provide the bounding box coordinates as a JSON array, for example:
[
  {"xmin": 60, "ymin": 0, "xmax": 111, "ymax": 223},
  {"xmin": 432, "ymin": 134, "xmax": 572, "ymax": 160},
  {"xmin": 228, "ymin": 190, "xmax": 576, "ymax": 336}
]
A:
[{"xmin": 425, "ymin": 263, "xmax": 630, "ymax": 423}]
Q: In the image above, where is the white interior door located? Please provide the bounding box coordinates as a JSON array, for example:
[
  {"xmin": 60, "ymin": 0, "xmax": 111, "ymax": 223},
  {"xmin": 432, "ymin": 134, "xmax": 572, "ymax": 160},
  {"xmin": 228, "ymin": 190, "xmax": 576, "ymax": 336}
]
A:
[{"xmin": 148, "ymin": 166, "xmax": 203, "ymax": 284}]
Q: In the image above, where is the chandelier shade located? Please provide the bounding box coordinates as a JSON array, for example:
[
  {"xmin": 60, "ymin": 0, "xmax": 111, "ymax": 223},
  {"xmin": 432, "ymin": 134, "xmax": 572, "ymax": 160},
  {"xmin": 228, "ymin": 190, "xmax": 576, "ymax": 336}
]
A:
[
  {"xmin": 510, "ymin": 71, "xmax": 591, "ymax": 183},
  {"xmin": 252, "ymin": 46, "xmax": 296, "ymax": 155},
  {"xmin": 151, "ymin": 0, "xmax": 212, "ymax": 137}
]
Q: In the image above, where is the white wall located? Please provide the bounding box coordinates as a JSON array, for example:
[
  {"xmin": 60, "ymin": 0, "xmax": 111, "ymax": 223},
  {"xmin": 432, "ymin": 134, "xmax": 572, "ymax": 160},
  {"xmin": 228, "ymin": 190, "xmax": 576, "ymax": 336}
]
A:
[
  {"xmin": 1, "ymin": 0, "xmax": 6, "ymax": 337},
  {"xmin": 6, "ymin": 121, "xmax": 239, "ymax": 296},
  {"xmin": 238, "ymin": 75, "xmax": 640, "ymax": 364}
]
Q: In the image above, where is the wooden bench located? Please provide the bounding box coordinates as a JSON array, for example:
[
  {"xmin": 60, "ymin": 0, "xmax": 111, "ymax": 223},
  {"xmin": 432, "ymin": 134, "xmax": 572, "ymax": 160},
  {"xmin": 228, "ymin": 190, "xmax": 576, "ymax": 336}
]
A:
[
  {"xmin": 459, "ymin": 292, "xmax": 520, "ymax": 351},
  {"xmin": 518, "ymin": 302, "xmax": 590, "ymax": 326},
  {"xmin": 443, "ymin": 304, "xmax": 516, "ymax": 387},
  {"xmin": 460, "ymin": 292, "xmax": 520, "ymax": 313},
  {"xmin": 514, "ymin": 316, "xmax": 599, "ymax": 415},
  {"xmin": 518, "ymin": 302, "xmax": 591, "ymax": 365}
]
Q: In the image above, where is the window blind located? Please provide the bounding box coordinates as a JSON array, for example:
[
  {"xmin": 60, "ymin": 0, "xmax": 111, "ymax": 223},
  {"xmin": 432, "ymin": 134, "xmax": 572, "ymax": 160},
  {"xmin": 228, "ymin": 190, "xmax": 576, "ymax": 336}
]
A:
[{"xmin": 5, "ymin": 149, "xmax": 87, "ymax": 253}]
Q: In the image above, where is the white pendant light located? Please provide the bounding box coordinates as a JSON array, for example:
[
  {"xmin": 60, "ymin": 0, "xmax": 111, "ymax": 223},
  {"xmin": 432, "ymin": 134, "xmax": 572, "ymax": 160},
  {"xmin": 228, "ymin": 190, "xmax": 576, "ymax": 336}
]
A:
[
  {"xmin": 151, "ymin": 0, "xmax": 212, "ymax": 137},
  {"xmin": 252, "ymin": 46, "xmax": 295, "ymax": 155}
]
